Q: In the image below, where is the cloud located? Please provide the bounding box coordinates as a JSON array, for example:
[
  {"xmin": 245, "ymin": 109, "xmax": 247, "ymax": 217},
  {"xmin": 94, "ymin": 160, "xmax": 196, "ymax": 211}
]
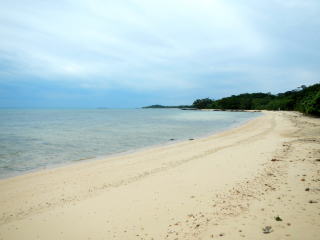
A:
[
  {"xmin": 0, "ymin": 1, "xmax": 265, "ymax": 81},
  {"xmin": 0, "ymin": 0, "xmax": 319, "ymax": 106}
]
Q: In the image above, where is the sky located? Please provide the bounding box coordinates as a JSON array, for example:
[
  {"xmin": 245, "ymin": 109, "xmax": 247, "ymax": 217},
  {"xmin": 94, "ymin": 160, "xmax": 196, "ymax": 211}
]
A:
[{"xmin": 0, "ymin": 0, "xmax": 319, "ymax": 108}]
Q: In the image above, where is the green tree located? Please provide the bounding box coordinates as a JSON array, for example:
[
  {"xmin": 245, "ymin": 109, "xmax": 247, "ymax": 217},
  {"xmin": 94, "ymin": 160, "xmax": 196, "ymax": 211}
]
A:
[
  {"xmin": 192, "ymin": 98, "xmax": 213, "ymax": 109},
  {"xmin": 190, "ymin": 83, "xmax": 320, "ymax": 116}
]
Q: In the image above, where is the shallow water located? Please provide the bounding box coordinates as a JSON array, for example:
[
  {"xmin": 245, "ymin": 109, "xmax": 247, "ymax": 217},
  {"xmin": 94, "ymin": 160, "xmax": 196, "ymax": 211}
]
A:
[{"xmin": 0, "ymin": 109, "xmax": 261, "ymax": 178}]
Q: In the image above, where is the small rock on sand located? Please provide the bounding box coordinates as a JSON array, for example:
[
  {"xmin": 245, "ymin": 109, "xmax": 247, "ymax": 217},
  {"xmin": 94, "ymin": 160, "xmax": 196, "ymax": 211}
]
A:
[{"xmin": 262, "ymin": 226, "xmax": 273, "ymax": 234}]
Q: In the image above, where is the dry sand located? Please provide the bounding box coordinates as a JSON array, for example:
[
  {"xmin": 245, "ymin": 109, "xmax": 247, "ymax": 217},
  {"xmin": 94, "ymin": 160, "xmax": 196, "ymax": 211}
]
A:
[{"xmin": 0, "ymin": 111, "xmax": 319, "ymax": 240}]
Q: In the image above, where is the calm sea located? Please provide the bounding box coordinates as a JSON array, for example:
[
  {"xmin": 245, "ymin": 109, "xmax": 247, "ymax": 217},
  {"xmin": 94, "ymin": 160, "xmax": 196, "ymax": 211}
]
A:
[{"xmin": 0, "ymin": 109, "xmax": 261, "ymax": 178}]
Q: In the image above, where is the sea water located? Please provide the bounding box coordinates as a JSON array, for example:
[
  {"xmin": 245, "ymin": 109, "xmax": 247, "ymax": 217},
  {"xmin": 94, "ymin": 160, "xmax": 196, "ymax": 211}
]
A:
[{"xmin": 0, "ymin": 109, "xmax": 261, "ymax": 178}]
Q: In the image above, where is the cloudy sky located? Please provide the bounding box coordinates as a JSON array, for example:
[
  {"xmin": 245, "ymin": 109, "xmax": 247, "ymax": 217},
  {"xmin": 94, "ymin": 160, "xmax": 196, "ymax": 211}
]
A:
[{"xmin": 0, "ymin": 0, "xmax": 319, "ymax": 108}]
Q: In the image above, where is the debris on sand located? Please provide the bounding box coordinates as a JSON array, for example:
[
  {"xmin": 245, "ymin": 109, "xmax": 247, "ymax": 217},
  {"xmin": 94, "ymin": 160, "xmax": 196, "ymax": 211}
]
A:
[
  {"xmin": 309, "ymin": 200, "xmax": 318, "ymax": 203},
  {"xmin": 271, "ymin": 158, "xmax": 280, "ymax": 162},
  {"xmin": 262, "ymin": 226, "xmax": 273, "ymax": 234},
  {"xmin": 275, "ymin": 216, "xmax": 283, "ymax": 221}
]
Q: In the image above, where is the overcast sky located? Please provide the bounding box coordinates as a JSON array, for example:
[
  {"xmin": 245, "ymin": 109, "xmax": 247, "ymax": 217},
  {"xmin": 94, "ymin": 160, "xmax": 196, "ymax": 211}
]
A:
[{"xmin": 0, "ymin": 0, "xmax": 319, "ymax": 108}]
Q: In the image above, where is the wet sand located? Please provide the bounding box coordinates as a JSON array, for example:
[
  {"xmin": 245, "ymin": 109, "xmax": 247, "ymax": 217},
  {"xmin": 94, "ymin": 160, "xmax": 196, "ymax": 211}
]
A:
[{"xmin": 0, "ymin": 111, "xmax": 319, "ymax": 240}]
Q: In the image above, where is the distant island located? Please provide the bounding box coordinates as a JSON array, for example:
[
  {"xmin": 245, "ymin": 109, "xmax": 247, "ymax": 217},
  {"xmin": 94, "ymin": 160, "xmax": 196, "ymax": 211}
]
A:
[
  {"xmin": 143, "ymin": 83, "xmax": 320, "ymax": 116},
  {"xmin": 142, "ymin": 104, "xmax": 195, "ymax": 109}
]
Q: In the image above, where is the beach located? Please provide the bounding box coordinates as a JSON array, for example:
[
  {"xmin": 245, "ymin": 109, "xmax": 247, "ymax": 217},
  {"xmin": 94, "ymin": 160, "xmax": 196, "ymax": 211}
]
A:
[{"xmin": 0, "ymin": 111, "xmax": 319, "ymax": 240}]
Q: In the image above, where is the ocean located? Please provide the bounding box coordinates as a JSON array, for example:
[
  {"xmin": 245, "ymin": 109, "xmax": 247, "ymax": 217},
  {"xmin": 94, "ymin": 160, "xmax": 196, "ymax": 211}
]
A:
[{"xmin": 0, "ymin": 109, "xmax": 261, "ymax": 178}]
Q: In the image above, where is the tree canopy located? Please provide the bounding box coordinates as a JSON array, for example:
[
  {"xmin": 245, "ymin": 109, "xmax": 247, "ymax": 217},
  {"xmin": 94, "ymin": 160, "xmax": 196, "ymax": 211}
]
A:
[{"xmin": 192, "ymin": 83, "xmax": 320, "ymax": 116}]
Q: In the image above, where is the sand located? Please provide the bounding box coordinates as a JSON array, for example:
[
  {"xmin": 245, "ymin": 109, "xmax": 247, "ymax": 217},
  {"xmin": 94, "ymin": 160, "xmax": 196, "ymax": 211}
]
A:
[{"xmin": 0, "ymin": 111, "xmax": 319, "ymax": 240}]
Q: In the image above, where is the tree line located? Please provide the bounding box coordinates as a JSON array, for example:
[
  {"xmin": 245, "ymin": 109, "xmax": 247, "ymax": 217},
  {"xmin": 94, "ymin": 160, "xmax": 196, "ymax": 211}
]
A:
[{"xmin": 192, "ymin": 83, "xmax": 320, "ymax": 116}]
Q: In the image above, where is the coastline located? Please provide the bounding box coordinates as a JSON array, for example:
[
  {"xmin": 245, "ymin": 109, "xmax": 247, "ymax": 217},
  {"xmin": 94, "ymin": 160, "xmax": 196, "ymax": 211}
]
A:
[
  {"xmin": 0, "ymin": 111, "xmax": 319, "ymax": 239},
  {"xmin": 0, "ymin": 111, "xmax": 261, "ymax": 180}
]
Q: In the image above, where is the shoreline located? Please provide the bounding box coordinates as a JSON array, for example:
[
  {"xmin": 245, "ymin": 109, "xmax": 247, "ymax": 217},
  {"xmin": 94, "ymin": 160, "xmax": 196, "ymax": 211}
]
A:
[
  {"xmin": 0, "ymin": 112, "xmax": 262, "ymax": 181},
  {"xmin": 0, "ymin": 111, "xmax": 319, "ymax": 240}
]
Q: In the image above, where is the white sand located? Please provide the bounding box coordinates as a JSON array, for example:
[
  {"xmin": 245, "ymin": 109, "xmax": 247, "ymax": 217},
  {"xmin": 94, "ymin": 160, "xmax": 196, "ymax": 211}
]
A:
[{"xmin": 0, "ymin": 111, "xmax": 319, "ymax": 240}]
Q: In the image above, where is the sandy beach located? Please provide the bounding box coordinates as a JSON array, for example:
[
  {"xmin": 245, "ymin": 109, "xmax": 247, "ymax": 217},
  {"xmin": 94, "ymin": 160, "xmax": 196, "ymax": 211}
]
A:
[{"xmin": 0, "ymin": 111, "xmax": 319, "ymax": 240}]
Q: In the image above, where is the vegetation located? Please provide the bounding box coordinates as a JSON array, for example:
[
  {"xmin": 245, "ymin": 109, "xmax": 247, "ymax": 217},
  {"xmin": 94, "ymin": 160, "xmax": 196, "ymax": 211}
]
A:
[
  {"xmin": 192, "ymin": 83, "xmax": 320, "ymax": 116},
  {"xmin": 142, "ymin": 104, "xmax": 193, "ymax": 109}
]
